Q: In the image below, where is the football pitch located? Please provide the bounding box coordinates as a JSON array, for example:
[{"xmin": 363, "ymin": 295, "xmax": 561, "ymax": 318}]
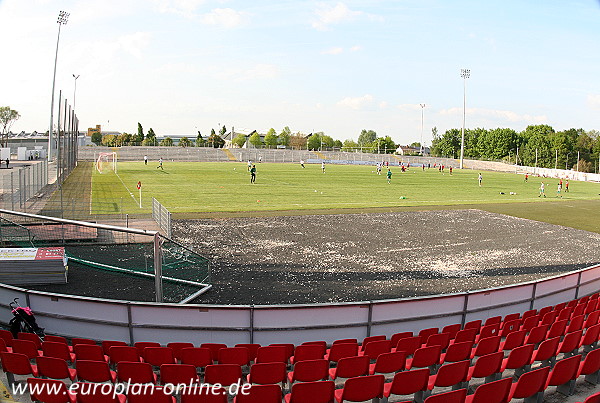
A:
[{"xmin": 85, "ymin": 161, "xmax": 600, "ymax": 232}]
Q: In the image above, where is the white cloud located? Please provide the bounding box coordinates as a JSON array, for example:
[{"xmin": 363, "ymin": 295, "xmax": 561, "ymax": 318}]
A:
[
  {"xmin": 312, "ymin": 2, "xmax": 363, "ymax": 30},
  {"xmin": 201, "ymin": 8, "xmax": 247, "ymax": 28},
  {"xmin": 212, "ymin": 64, "xmax": 279, "ymax": 81},
  {"xmin": 118, "ymin": 32, "xmax": 152, "ymax": 59},
  {"xmin": 337, "ymin": 94, "xmax": 374, "ymax": 110},
  {"xmin": 321, "ymin": 47, "xmax": 344, "ymax": 55},
  {"xmin": 350, "ymin": 45, "xmax": 362, "ymax": 52},
  {"xmin": 587, "ymin": 94, "xmax": 600, "ymax": 111},
  {"xmin": 154, "ymin": 0, "xmax": 207, "ymax": 16},
  {"xmin": 396, "ymin": 104, "xmax": 423, "ymax": 111},
  {"xmin": 379, "ymin": 101, "xmax": 388, "ymax": 109}
]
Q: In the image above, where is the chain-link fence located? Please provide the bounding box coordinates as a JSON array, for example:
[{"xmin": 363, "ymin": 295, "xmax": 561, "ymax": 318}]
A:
[{"xmin": 0, "ymin": 161, "xmax": 49, "ymax": 212}]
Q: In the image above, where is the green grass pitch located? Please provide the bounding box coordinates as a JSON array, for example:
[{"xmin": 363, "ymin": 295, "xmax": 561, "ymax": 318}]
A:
[{"xmin": 91, "ymin": 161, "xmax": 600, "ymax": 227}]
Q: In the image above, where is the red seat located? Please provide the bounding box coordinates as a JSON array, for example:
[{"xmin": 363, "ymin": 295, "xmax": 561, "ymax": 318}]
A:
[
  {"xmin": 74, "ymin": 344, "xmax": 108, "ymax": 363},
  {"xmin": 464, "ymin": 376, "xmax": 511, "ymax": 403},
  {"xmin": 484, "ymin": 316, "xmax": 502, "ymax": 326},
  {"xmin": 427, "ymin": 360, "xmax": 470, "ymax": 393},
  {"xmin": 475, "ymin": 324, "xmax": 500, "ymax": 342},
  {"xmin": 11, "ymin": 339, "xmax": 41, "ymax": 359},
  {"xmin": 390, "ymin": 331, "xmax": 413, "ymax": 348},
  {"xmin": 360, "ymin": 335, "xmax": 386, "ymax": 351},
  {"xmin": 369, "ymin": 351, "xmax": 406, "ymax": 374},
  {"xmin": 499, "ymin": 343, "xmax": 535, "ymax": 377},
  {"xmin": 180, "ymin": 347, "xmax": 213, "ymax": 369},
  {"xmin": 127, "ymin": 385, "xmax": 176, "ymax": 403},
  {"xmin": 101, "ymin": 340, "xmax": 127, "ymax": 356},
  {"xmin": 0, "ymin": 329, "xmax": 14, "ymax": 347},
  {"xmin": 525, "ymin": 324, "xmax": 549, "ymax": 346},
  {"xmin": 581, "ymin": 391, "xmax": 600, "ymax": 403},
  {"xmin": 470, "ymin": 336, "xmax": 500, "ymax": 360},
  {"xmin": 383, "ymin": 368, "xmax": 429, "ymax": 403},
  {"xmin": 499, "ymin": 329, "xmax": 526, "ymax": 352},
  {"xmin": 200, "ymin": 343, "xmax": 227, "ymax": 362},
  {"xmin": 76, "ymin": 359, "xmax": 117, "ymax": 383},
  {"xmin": 441, "ymin": 341, "xmax": 473, "ymax": 364},
  {"xmin": 507, "ymin": 365, "xmax": 550, "ymax": 402},
  {"xmin": 108, "ymin": 345, "xmax": 141, "ymax": 366},
  {"xmin": 256, "ymin": 345, "xmax": 288, "ymax": 364},
  {"xmin": 71, "ymin": 338, "xmax": 96, "ymax": 347},
  {"xmin": 234, "ymin": 384, "xmax": 282, "ymax": 403},
  {"xmin": 246, "ymin": 361, "xmax": 287, "ymax": 385},
  {"xmin": 287, "ymin": 359, "xmax": 329, "ymax": 384},
  {"xmin": 73, "ymin": 382, "xmax": 127, "ymax": 403},
  {"xmin": 582, "ymin": 324, "xmax": 600, "ymax": 353},
  {"xmin": 235, "ymin": 343, "xmax": 261, "ymax": 362},
  {"xmin": 334, "ymin": 374, "xmax": 384, "ymax": 403},
  {"xmin": 44, "ymin": 335, "xmax": 72, "ymax": 352},
  {"xmin": 27, "ymin": 378, "xmax": 76, "ymax": 403},
  {"xmin": 567, "ymin": 315, "xmax": 585, "ymax": 333},
  {"xmin": 394, "ymin": 336, "xmax": 421, "ymax": 356},
  {"xmin": 521, "ymin": 315, "xmax": 540, "ymax": 332},
  {"xmin": 548, "ymin": 319, "xmax": 569, "ymax": 338},
  {"xmin": 531, "ymin": 336, "xmax": 560, "ymax": 368},
  {"xmin": 500, "ymin": 319, "xmax": 521, "ymax": 337},
  {"xmin": 1, "ymin": 352, "xmax": 38, "ymax": 385},
  {"xmin": 324, "ymin": 343, "xmax": 358, "ymax": 363},
  {"xmin": 423, "ymin": 388, "xmax": 467, "ymax": 403},
  {"xmin": 544, "ymin": 354, "xmax": 582, "ymax": 396},
  {"xmin": 180, "ymin": 386, "xmax": 228, "ymax": 403},
  {"xmin": 406, "ymin": 345, "xmax": 442, "ymax": 371},
  {"xmin": 36, "ymin": 356, "xmax": 77, "ymax": 381},
  {"xmin": 425, "ymin": 333, "xmax": 451, "ymax": 351},
  {"xmin": 578, "ymin": 347, "xmax": 600, "ymax": 385},
  {"xmin": 329, "ymin": 355, "xmax": 369, "ymax": 380},
  {"xmin": 418, "ymin": 327, "xmax": 439, "ymax": 345},
  {"xmin": 18, "ymin": 332, "xmax": 43, "ymax": 349},
  {"xmin": 358, "ymin": 339, "xmax": 391, "ymax": 360},
  {"xmin": 134, "ymin": 341, "xmax": 161, "ymax": 355},
  {"xmin": 0, "ymin": 338, "xmax": 11, "ymax": 354},
  {"xmin": 204, "ymin": 364, "xmax": 243, "ymax": 387},
  {"xmin": 167, "ymin": 342, "xmax": 194, "ymax": 361},
  {"xmin": 270, "ymin": 343, "xmax": 294, "ymax": 362},
  {"xmin": 503, "ymin": 312, "xmax": 521, "ymax": 323},
  {"xmin": 441, "ymin": 324, "xmax": 462, "ymax": 339},
  {"xmin": 453, "ymin": 328, "xmax": 478, "ymax": 344},
  {"xmin": 144, "ymin": 346, "xmax": 177, "ymax": 367},
  {"xmin": 538, "ymin": 306, "xmax": 553, "ymax": 317},
  {"xmin": 467, "ymin": 351, "xmax": 503, "ymax": 383},
  {"xmin": 218, "ymin": 347, "xmax": 250, "ymax": 367},
  {"xmin": 160, "ymin": 363, "xmax": 200, "ymax": 385},
  {"xmin": 290, "ymin": 344, "xmax": 325, "ymax": 364},
  {"xmin": 464, "ymin": 319, "xmax": 482, "ymax": 332},
  {"xmin": 42, "ymin": 341, "xmax": 76, "ymax": 363},
  {"xmin": 284, "ymin": 380, "xmax": 335, "ymax": 403},
  {"xmin": 116, "ymin": 361, "xmax": 157, "ymax": 384},
  {"xmin": 559, "ymin": 330, "xmax": 583, "ymax": 357}
]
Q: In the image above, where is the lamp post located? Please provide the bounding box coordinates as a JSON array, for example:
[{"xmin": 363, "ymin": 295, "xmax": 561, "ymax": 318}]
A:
[
  {"xmin": 48, "ymin": 10, "xmax": 69, "ymax": 162},
  {"xmin": 459, "ymin": 69, "xmax": 470, "ymax": 169},
  {"xmin": 419, "ymin": 103, "xmax": 426, "ymax": 155},
  {"xmin": 72, "ymin": 74, "xmax": 80, "ymax": 112}
]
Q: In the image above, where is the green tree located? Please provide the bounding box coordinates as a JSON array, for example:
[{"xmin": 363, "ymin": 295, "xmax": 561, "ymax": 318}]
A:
[
  {"xmin": 91, "ymin": 132, "xmax": 103, "ymax": 145},
  {"xmin": 264, "ymin": 129, "xmax": 278, "ymax": 147},
  {"xmin": 135, "ymin": 122, "xmax": 144, "ymax": 144},
  {"xmin": 358, "ymin": 129, "xmax": 377, "ymax": 148},
  {"xmin": 520, "ymin": 125, "xmax": 555, "ymax": 167},
  {"xmin": 0, "ymin": 106, "xmax": 20, "ymax": 147},
  {"xmin": 144, "ymin": 128, "xmax": 156, "ymax": 146},
  {"xmin": 178, "ymin": 137, "xmax": 192, "ymax": 147},
  {"xmin": 101, "ymin": 134, "xmax": 117, "ymax": 147},
  {"xmin": 232, "ymin": 134, "xmax": 247, "ymax": 148},
  {"xmin": 117, "ymin": 132, "xmax": 132, "ymax": 146},
  {"xmin": 333, "ymin": 139, "xmax": 343, "ymax": 149},
  {"xmin": 196, "ymin": 131, "xmax": 205, "ymax": 147},
  {"xmin": 290, "ymin": 133, "xmax": 307, "ymax": 149},
  {"xmin": 278, "ymin": 126, "xmax": 291, "ymax": 147},
  {"xmin": 160, "ymin": 137, "xmax": 174, "ymax": 146},
  {"xmin": 373, "ymin": 136, "xmax": 395, "ymax": 153},
  {"xmin": 342, "ymin": 139, "xmax": 358, "ymax": 151},
  {"xmin": 208, "ymin": 129, "xmax": 225, "ymax": 148},
  {"xmin": 219, "ymin": 125, "xmax": 227, "ymax": 138},
  {"xmin": 321, "ymin": 134, "xmax": 334, "ymax": 149},
  {"xmin": 307, "ymin": 133, "xmax": 321, "ymax": 150},
  {"xmin": 249, "ymin": 132, "xmax": 262, "ymax": 148},
  {"xmin": 432, "ymin": 129, "xmax": 461, "ymax": 158}
]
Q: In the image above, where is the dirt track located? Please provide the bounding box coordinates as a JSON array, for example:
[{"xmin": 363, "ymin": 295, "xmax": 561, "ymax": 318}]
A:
[{"xmin": 172, "ymin": 209, "xmax": 600, "ymax": 305}]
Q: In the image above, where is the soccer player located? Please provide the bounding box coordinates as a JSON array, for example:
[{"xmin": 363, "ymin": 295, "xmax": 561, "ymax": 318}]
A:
[
  {"xmin": 539, "ymin": 182, "xmax": 546, "ymax": 197},
  {"xmin": 478, "ymin": 173, "xmax": 482, "ymax": 187},
  {"xmin": 321, "ymin": 161, "xmax": 325, "ymax": 173},
  {"xmin": 524, "ymin": 173, "xmax": 528, "ymax": 182},
  {"xmin": 250, "ymin": 164, "xmax": 256, "ymax": 183},
  {"xmin": 144, "ymin": 155, "xmax": 148, "ymax": 165},
  {"xmin": 387, "ymin": 168, "xmax": 392, "ymax": 184},
  {"xmin": 557, "ymin": 182, "xmax": 562, "ymax": 198},
  {"xmin": 565, "ymin": 180, "xmax": 569, "ymax": 192},
  {"xmin": 300, "ymin": 160, "xmax": 305, "ymax": 168},
  {"xmin": 157, "ymin": 158, "xmax": 163, "ymax": 170},
  {"xmin": 376, "ymin": 163, "xmax": 382, "ymax": 175}
]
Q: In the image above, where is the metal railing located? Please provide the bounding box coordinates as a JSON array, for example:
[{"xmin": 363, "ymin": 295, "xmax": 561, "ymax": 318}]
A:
[{"xmin": 152, "ymin": 198, "xmax": 172, "ymax": 238}]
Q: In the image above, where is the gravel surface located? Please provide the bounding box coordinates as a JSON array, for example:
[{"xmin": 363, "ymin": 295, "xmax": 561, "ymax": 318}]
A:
[{"xmin": 173, "ymin": 209, "xmax": 600, "ymax": 305}]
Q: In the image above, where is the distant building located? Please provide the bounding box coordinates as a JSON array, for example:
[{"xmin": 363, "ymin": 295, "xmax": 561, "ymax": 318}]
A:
[
  {"xmin": 87, "ymin": 125, "xmax": 101, "ymax": 137},
  {"xmin": 396, "ymin": 145, "xmax": 430, "ymax": 155}
]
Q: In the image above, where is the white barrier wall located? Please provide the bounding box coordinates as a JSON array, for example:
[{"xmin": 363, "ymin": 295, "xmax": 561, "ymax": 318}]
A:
[{"xmin": 1, "ymin": 264, "xmax": 598, "ymax": 345}]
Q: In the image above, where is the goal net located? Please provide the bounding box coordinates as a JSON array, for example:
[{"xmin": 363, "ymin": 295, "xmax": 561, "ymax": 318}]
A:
[{"xmin": 96, "ymin": 152, "xmax": 117, "ymax": 174}]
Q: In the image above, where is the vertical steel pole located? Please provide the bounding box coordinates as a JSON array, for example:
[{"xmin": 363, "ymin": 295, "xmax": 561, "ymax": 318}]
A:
[{"xmin": 154, "ymin": 233, "xmax": 163, "ymax": 302}]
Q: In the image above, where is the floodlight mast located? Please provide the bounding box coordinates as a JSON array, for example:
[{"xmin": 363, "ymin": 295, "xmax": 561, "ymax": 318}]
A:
[
  {"xmin": 459, "ymin": 68, "xmax": 470, "ymax": 169},
  {"xmin": 419, "ymin": 104, "xmax": 426, "ymax": 155},
  {"xmin": 73, "ymin": 74, "xmax": 80, "ymax": 112},
  {"xmin": 48, "ymin": 10, "xmax": 69, "ymax": 162}
]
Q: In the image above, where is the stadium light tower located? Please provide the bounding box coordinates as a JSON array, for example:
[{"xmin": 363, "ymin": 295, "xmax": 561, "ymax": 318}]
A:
[
  {"xmin": 48, "ymin": 10, "xmax": 70, "ymax": 161},
  {"xmin": 459, "ymin": 68, "xmax": 470, "ymax": 169},
  {"xmin": 419, "ymin": 103, "xmax": 426, "ymax": 155},
  {"xmin": 72, "ymin": 74, "xmax": 80, "ymax": 111}
]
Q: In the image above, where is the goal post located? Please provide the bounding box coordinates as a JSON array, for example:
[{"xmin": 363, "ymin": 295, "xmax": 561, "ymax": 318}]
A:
[{"xmin": 96, "ymin": 152, "xmax": 117, "ymax": 174}]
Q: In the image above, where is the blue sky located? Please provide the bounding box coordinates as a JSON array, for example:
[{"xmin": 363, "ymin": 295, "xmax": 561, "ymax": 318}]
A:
[{"xmin": 1, "ymin": 0, "xmax": 599, "ymax": 145}]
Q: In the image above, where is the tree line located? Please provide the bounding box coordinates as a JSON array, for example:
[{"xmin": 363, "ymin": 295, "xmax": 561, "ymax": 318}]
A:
[{"xmin": 430, "ymin": 125, "xmax": 600, "ymax": 172}]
